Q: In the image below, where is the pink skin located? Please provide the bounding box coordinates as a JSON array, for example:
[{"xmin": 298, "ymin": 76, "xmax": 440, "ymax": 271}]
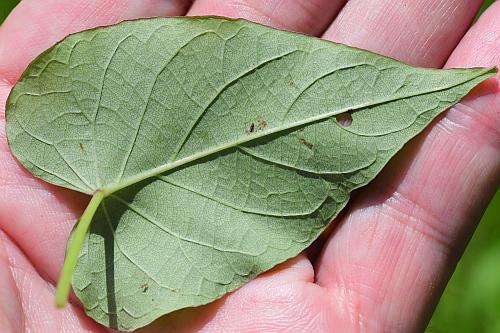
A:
[{"xmin": 0, "ymin": 0, "xmax": 499, "ymax": 332}]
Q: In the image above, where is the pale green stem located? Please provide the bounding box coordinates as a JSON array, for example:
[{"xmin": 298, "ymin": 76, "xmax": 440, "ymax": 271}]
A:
[{"xmin": 55, "ymin": 191, "xmax": 105, "ymax": 308}]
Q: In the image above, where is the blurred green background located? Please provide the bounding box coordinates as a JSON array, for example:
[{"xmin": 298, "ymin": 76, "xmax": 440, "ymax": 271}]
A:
[
  {"xmin": 0, "ymin": 0, "xmax": 18, "ymax": 23},
  {"xmin": 1, "ymin": 0, "xmax": 499, "ymax": 332}
]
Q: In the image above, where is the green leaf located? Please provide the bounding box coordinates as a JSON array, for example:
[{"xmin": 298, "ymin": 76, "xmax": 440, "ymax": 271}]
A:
[{"xmin": 5, "ymin": 16, "xmax": 495, "ymax": 331}]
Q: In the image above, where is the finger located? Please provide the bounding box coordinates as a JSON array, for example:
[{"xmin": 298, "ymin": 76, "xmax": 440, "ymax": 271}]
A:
[
  {"xmin": 0, "ymin": 231, "xmax": 106, "ymax": 333},
  {"xmin": 323, "ymin": 0, "xmax": 483, "ymax": 67},
  {"xmin": 0, "ymin": 0, "xmax": 193, "ymax": 83},
  {"xmin": 315, "ymin": 3, "xmax": 500, "ymax": 332},
  {"xmin": 141, "ymin": 254, "xmax": 337, "ymax": 333},
  {"xmin": 188, "ymin": 0, "xmax": 346, "ymax": 36}
]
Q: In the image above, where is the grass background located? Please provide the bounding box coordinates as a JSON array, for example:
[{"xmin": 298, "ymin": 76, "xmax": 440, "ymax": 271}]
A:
[{"xmin": 1, "ymin": 1, "xmax": 499, "ymax": 331}]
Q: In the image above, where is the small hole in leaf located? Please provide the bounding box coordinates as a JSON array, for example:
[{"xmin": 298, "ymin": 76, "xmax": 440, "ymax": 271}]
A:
[{"xmin": 336, "ymin": 113, "xmax": 352, "ymax": 127}]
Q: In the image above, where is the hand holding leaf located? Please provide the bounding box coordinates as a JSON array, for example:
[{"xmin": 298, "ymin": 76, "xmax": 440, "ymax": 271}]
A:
[
  {"xmin": 5, "ymin": 17, "xmax": 495, "ymax": 330},
  {"xmin": 0, "ymin": 1, "xmax": 499, "ymax": 332}
]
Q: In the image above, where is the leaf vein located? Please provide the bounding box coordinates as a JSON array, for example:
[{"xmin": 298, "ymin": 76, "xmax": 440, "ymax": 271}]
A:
[
  {"xmin": 111, "ymin": 194, "xmax": 265, "ymax": 256},
  {"xmin": 169, "ymin": 49, "xmax": 303, "ymax": 161}
]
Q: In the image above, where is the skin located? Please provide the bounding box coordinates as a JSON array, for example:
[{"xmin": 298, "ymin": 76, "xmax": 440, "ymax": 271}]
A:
[{"xmin": 0, "ymin": 0, "xmax": 499, "ymax": 332}]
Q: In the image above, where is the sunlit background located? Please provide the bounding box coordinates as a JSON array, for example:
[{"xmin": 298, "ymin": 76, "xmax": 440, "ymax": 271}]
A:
[{"xmin": 1, "ymin": 1, "xmax": 498, "ymax": 331}]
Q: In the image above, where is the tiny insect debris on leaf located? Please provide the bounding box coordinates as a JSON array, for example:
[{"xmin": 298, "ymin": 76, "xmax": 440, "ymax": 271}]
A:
[{"xmin": 5, "ymin": 16, "xmax": 496, "ymax": 331}]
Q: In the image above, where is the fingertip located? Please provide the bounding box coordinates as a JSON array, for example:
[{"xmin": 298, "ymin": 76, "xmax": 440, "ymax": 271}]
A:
[{"xmin": 446, "ymin": 1, "xmax": 500, "ymax": 70}]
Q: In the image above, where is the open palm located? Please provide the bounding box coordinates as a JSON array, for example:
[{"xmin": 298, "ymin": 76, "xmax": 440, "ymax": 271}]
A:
[{"xmin": 0, "ymin": 1, "xmax": 499, "ymax": 332}]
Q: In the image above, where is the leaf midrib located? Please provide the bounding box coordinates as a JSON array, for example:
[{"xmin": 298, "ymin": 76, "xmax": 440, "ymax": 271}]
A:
[{"xmin": 100, "ymin": 67, "xmax": 494, "ymax": 196}]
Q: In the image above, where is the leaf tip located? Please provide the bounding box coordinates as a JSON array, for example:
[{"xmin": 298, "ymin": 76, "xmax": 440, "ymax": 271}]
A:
[{"xmin": 484, "ymin": 66, "xmax": 498, "ymax": 76}]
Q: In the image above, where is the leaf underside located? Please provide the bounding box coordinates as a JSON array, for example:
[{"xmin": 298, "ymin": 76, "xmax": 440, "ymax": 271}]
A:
[{"xmin": 5, "ymin": 16, "xmax": 495, "ymax": 331}]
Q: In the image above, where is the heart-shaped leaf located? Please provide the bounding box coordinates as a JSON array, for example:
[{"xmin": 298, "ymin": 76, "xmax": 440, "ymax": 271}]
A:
[{"xmin": 5, "ymin": 17, "xmax": 495, "ymax": 331}]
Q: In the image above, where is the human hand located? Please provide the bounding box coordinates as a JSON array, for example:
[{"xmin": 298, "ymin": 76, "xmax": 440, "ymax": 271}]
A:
[{"xmin": 0, "ymin": 1, "xmax": 499, "ymax": 332}]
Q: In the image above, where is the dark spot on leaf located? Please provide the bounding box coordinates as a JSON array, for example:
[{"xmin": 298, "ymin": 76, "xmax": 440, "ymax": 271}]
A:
[
  {"xmin": 258, "ymin": 119, "xmax": 267, "ymax": 129},
  {"xmin": 79, "ymin": 143, "xmax": 85, "ymax": 151},
  {"xmin": 246, "ymin": 123, "xmax": 255, "ymax": 134},
  {"xmin": 299, "ymin": 138, "xmax": 314, "ymax": 150},
  {"xmin": 336, "ymin": 113, "xmax": 353, "ymax": 127},
  {"xmin": 140, "ymin": 283, "xmax": 148, "ymax": 293}
]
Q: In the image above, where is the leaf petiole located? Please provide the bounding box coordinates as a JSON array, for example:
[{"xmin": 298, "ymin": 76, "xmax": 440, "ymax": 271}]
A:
[{"xmin": 55, "ymin": 190, "xmax": 105, "ymax": 308}]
